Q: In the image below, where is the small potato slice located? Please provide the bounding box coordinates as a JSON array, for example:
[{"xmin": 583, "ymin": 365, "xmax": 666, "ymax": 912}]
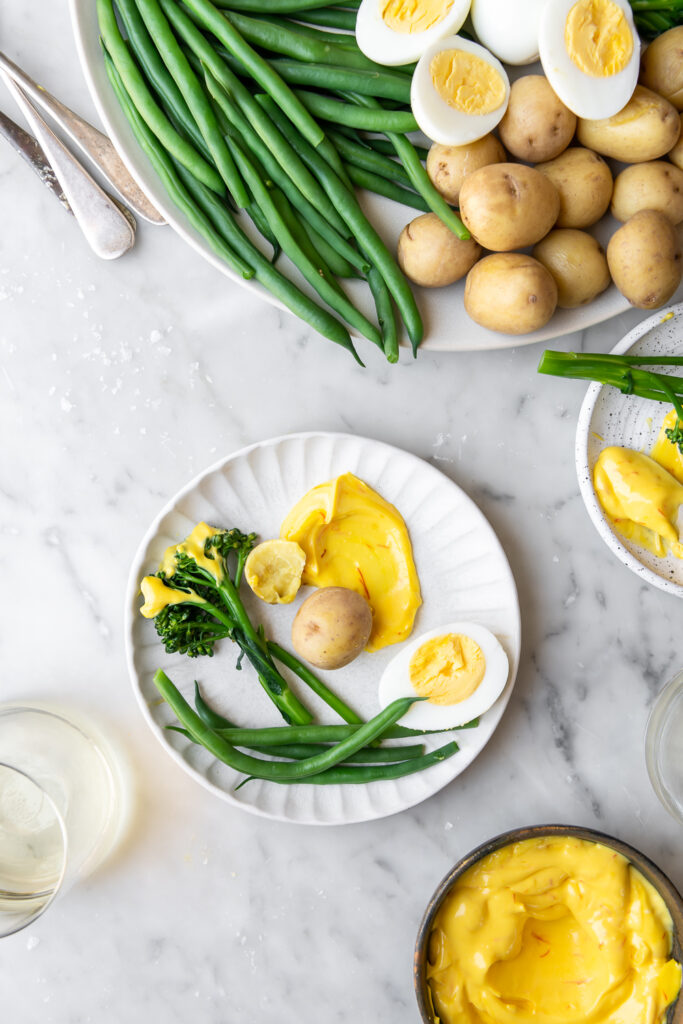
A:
[
  {"xmin": 459, "ymin": 163, "xmax": 560, "ymax": 251},
  {"xmin": 426, "ymin": 135, "xmax": 506, "ymax": 205},
  {"xmin": 536, "ymin": 147, "xmax": 613, "ymax": 228},
  {"xmin": 397, "ymin": 213, "xmax": 482, "ymax": 287},
  {"xmin": 533, "ymin": 230, "xmax": 611, "ymax": 308},
  {"xmin": 611, "ymin": 161, "xmax": 683, "ymax": 224},
  {"xmin": 245, "ymin": 539, "xmax": 305, "ymax": 604},
  {"xmin": 607, "ymin": 209, "xmax": 682, "ymax": 309},
  {"xmin": 640, "ymin": 26, "xmax": 683, "ymax": 111},
  {"xmin": 464, "ymin": 252, "xmax": 558, "ymax": 334},
  {"xmin": 291, "ymin": 587, "xmax": 372, "ymax": 670},
  {"xmin": 498, "ymin": 75, "xmax": 576, "ymax": 162},
  {"xmin": 577, "ymin": 86, "xmax": 680, "ymax": 163}
]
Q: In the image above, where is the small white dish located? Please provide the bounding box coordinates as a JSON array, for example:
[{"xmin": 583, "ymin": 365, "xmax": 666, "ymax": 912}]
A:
[
  {"xmin": 646, "ymin": 668, "xmax": 683, "ymax": 825},
  {"xmin": 125, "ymin": 432, "xmax": 521, "ymax": 825},
  {"xmin": 575, "ymin": 302, "xmax": 683, "ymax": 597}
]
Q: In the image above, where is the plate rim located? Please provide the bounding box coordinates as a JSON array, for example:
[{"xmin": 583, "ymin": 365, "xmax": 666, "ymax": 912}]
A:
[
  {"xmin": 575, "ymin": 301, "xmax": 683, "ymax": 598},
  {"xmin": 67, "ymin": 0, "xmax": 661, "ymax": 355},
  {"xmin": 124, "ymin": 430, "xmax": 521, "ymax": 825}
]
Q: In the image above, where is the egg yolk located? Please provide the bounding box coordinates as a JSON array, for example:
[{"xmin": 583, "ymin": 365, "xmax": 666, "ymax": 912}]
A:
[
  {"xmin": 409, "ymin": 633, "xmax": 485, "ymax": 705},
  {"xmin": 565, "ymin": 0, "xmax": 633, "ymax": 77},
  {"xmin": 430, "ymin": 50, "xmax": 506, "ymax": 115},
  {"xmin": 427, "ymin": 836, "xmax": 682, "ymax": 1024},
  {"xmin": 381, "ymin": 0, "xmax": 453, "ymax": 34}
]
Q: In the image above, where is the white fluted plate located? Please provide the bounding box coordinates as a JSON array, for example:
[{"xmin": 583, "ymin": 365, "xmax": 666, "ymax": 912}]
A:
[
  {"xmin": 125, "ymin": 433, "xmax": 520, "ymax": 824},
  {"xmin": 576, "ymin": 302, "xmax": 683, "ymax": 597}
]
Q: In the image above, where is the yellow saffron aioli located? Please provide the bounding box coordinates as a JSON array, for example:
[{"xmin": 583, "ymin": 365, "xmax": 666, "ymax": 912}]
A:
[
  {"xmin": 565, "ymin": 0, "xmax": 633, "ymax": 77},
  {"xmin": 430, "ymin": 49, "xmax": 506, "ymax": 115},
  {"xmin": 280, "ymin": 472, "xmax": 421, "ymax": 652},
  {"xmin": 427, "ymin": 836, "xmax": 682, "ymax": 1024},
  {"xmin": 139, "ymin": 522, "xmax": 226, "ymax": 617},
  {"xmin": 381, "ymin": 0, "xmax": 453, "ymax": 34}
]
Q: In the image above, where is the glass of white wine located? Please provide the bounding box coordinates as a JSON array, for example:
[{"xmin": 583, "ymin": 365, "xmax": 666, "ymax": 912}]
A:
[{"xmin": 0, "ymin": 704, "xmax": 129, "ymax": 937}]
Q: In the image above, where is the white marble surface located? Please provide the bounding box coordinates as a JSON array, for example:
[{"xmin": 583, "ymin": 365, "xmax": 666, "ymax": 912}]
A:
[{"xmin": 1, "ymin": 4, "xmax": 682, "ymax": 1021}]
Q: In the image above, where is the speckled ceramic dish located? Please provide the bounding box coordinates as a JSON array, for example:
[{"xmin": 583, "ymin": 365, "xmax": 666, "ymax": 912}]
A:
[
  {"xmin": 414, "ymin": 823, "xmax": 683, "ymax": 1024},
  {"xmin": 575, "ymin": 302, "xmax": 683, "ymax": 597}
]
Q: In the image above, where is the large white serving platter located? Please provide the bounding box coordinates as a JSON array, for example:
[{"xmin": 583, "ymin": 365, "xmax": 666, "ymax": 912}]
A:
[
  {"xmin": 125, "ymin": 433, "xmax": 521, "ymax": 825},
  {"xmin": 576, "ymin": 302, "xmax": 683, "ymax": 597},
  {"xmin": 69, "ymin": 1, "xmax": 683, "ymax": 352}
]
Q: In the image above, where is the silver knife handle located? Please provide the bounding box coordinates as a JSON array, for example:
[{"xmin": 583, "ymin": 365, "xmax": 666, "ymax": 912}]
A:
[{"xmin": 0, "ymin": 49, "xmax": 165, "ymax": 225}]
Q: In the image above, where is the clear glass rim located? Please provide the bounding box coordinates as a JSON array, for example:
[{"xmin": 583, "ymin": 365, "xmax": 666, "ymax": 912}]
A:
[
  {"xmin": 645, "ymin": 669, "xmax": 683, "ymax": 825},
  {"xmin": 0, "ymin": 761, "xmax": 69, "ymax": 939}
]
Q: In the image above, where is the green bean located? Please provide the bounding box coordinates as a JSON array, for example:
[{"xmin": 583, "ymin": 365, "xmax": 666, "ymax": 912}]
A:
[
  {"xmin": 268, "ymin": 59, "xmax": 411, "ymax": 103},
  {"xmin": 297, "ymin": 90, "xmax": 418, "ymax": 132},
  {"xmin": 176, "ymin": 0, "xmax": 326, "ymax": 146},
  {"xmin": 303, "ymin": 224, "xmax": 358, "ymax": 278},
  {"xmin": 212, "ymin": 0, "xmax": 351, "ymax": 10},
  {"xmin": 367, "ymin": 265, "xmax": 398, "ymax": 363},
  {"xmin": 224, "ymin": 132, "xmax": 382, "ymax": 346},
  {"xmin": 97, "ymin": 0, "xmax": 225, "ymax": 193},
  {"xmin": 328, "ymin": 128, "xmax": 412, "ymax": 185},
  {"xmin": 103, "ymin": 48, "xmax": 253, "ymax": 278},
  {"xmin": 271, "ymin": 190, "xmax": 343, "ymax": 297},
  {"xmin": 268, "ymin": 641, "xmax": 363, "ymax": 723},
  {"xmin": 288, "ymin": 8, "xmax": 358, "ymax": 29},
  {"xmin": 346, "ymin": 165, "xmax": 430, "ymax": 211},
  {"xmin": 279, "ymin": 15, "xmax": 360, "ymax": 42},
  {"xmin": 361, "ymin": 134, "xmax": 430, "ymax": 161},
  {"xmin": 246, "ymin": 200, "xmax": 280, "ymax": 261},
  {"xmin": 245, "ymin": 740, "xmax": 459, "ymax": 784},
  {"xmin": 154, "ymin": 669, "xmax": 420, "ymax": 781},
  {"xmin": 259, "ymin": 94, "xmax": 424, "ymax": 350}
]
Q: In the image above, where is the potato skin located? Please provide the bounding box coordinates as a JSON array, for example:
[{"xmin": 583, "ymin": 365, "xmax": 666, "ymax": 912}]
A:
[
  {"xmin": 464, "ymin": 253, "xmax": 558, "ymax": 334},
  {"xmin": 640, "ymin": 26, "xmax": 683, "ymax": 111},
  {"xmin": 498, "ymin": 75, "xmax": 576, "ymax": 162},
  {"xmin": 459, "ymin": 163, "xmax": 560, "ymax": 251},
  {"xmin": 426, "ymin": 135, "xmax": 506, "ymax": 205},
  {"xmin": 577, "ymin": 86, "xmax": 680, "ymax": 162},
  {"xmin": 291, "ymin": 587, "xmax": 372, "ymax": 670},
  {"xmin": 606, "ymin": 209, "xmax": 682, "ymax": 309},
  {"xmin": 533, "ymin": 229, "xmax": 611, "ymax": 308},
  {"xmin": 536, "ymin": 147, "xmax": 612, "ymax": 228},
  {"xmin": 669, "ymin": 114, "xmax": 683, "ymax": 170},
  {"xmin": 397, "ymin": 213, "xmax": 481, "ymax": 287},
  {"xmin": 611, "ymin": 161, "xmax": 683, "ymax": 224}
]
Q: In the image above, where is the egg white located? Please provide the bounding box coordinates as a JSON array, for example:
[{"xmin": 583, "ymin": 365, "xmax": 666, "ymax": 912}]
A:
[
  {"xmin": 377, "ymin": 621, "xmax": 510, "ymax": 729},
  {"xmin": 538, "ymin": 0, "xmax": 640, "ymax": 119},
  {"xmin": 471, "ymin": 0, "xmax": 546, "ymax": 65},
  {"xmin": 355, "ymin": 0, "xmax": 472, "ymax": 67},
  {"xmin": 410, "ymin": 35, "xmax": 510, "ymax": 146}
]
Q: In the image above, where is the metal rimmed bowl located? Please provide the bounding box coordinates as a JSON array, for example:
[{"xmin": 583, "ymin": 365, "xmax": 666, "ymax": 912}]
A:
[{"xmin": 414, "ymin": 824, "xmax": 683, "ymax": 1024}]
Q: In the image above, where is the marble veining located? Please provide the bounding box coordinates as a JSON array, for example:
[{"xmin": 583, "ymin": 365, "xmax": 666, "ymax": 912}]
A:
[{"xmin": 1, "ymin": 3, "xmax": 682, "ymax": 1022}]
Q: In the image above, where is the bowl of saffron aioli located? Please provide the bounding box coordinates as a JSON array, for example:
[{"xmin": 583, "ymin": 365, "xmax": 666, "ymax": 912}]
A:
[{"xmin": 414, "ymin": 824, "xmax": 683, "ymax": 1024}]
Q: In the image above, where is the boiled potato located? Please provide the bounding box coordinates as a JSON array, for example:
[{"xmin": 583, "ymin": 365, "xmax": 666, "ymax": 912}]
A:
[
  {"xmin": 459, "ymin": 163, "xmax": 560, "ymax": 251},
  {"xmin": 611, "ymin": 161, "xmax": 683, "ymax": 224},
  {"xmin": 640, "ymin": 26, "xmax": 683, "ymax": 110},
  {"xmin": 397, "ymin": 213, "xmax": 481, "ymax": 287},
  {"xmin": 464, "ymin": 253, "xmax": 558, "ymax": 334},
  {"xmin": 426, "ymin": 135, "xmax": 506, "ymax": 205},
  {"xmin": 498, "ymin": 75, "xmax": 576, "ymax": 162},
  {"xmin": 577, "ymin": 86, "xmax": 680, "ymax": 163},
  {"xmin": 536, "ymin": 147, "xmax": 613, "ymax": 228},
  {"xmin": 533, "ymin": 230, "xmax": 611, "ymax": 309},
  {"xmin": 291, "ymin": 587, "xmax": 372, "ymax": 670},
  {"xmin": 669, "ymin": 114, "xmax": 683, "ymax": 170},
  {"xmin": 606, "ymin": 209, "xmax": 682, "ymax": 309}
]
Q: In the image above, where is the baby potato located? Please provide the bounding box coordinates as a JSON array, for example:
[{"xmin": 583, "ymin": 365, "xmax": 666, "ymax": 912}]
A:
[
  {"xmin": 536, "ymin": 147, "xmax": 613, "ymax": 228},
  {"xmin": 397, "ymin": 213, "xmax": 482, "ymax": 287},
  {"xmin": 464, "ymin": 253, "xmax": 558, "ymax": 334},
  {"xmin": 669, "ymin": 114, "xmax": 683, "ymax": 170},
  {"xmin": 426, "ymin": 135, "xmax": 506, "ymax": 205},
  {"xmin": 498, "ymin": 75, "xmax": 576, "ymax": 162},
  {"xmin": 533, "ymin": 230, "xmax": 611, "ymax": 308},
  {"xmin": 640, "ymin": 26, "xmax": 683, "ymax": 110},
  {"xmin": 606, "ymin": 209, "xmax": 682, "ymax": 309},
  {"xmin": 291, "ymin": 587, "xmax": 372, "ymax": 670},
  {"xmin": 577, "ymin": 86, "xmax": 680, "ymax": 163},
  {"xmin": 611, "ymin": 161, "xmax": 683, "ymax": 224},
  {"xmin": 459, "ymin": 163, "xmax": 560, "ymax": 251}
]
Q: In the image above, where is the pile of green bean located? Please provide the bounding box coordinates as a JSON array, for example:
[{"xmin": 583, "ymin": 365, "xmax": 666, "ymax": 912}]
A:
[
  {"xmin": 96, "ymin": 0, "xmax": 469, "ymax": 362},
  {"xmin": 155, "ymin": 672, "xmax": 460, "ymax": 786}
]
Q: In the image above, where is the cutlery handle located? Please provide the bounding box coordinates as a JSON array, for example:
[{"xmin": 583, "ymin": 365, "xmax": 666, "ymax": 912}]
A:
[
  {"xmin": 0, "ymin": 50, "xmax": 164, "ymax": 225},
  {"xmin": 0, "ymin": 109, "xmax": 71, "ymax": 211},
  {"xmin": 2, "ymin": 74, "xmax": 135, "ymax": 261}
]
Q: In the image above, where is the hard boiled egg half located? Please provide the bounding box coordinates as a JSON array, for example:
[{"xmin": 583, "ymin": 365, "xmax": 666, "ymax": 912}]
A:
[
  {"xmin": 539, "ymin": 0, "xmax": 640, "ymax": 119},
  {"xmin": 411, "ymin": 35, "xmax": 510, "ymax": 146},
  {"xmin": 378, "ymin": 621, "xmax": 509, "ymax": 729},
  {"xmin": 355, "ymin": 0, "xmax": 472, "ymax": 67},
  {"xmin": 471, "ymin": 0, "xmax": 547, "ymax": 65}
]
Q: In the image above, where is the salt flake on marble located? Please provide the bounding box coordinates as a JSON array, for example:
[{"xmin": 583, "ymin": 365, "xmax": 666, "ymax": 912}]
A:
[{"xmin": 26, "ymin": 935, "xmax": 40, "ymax": 951}]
